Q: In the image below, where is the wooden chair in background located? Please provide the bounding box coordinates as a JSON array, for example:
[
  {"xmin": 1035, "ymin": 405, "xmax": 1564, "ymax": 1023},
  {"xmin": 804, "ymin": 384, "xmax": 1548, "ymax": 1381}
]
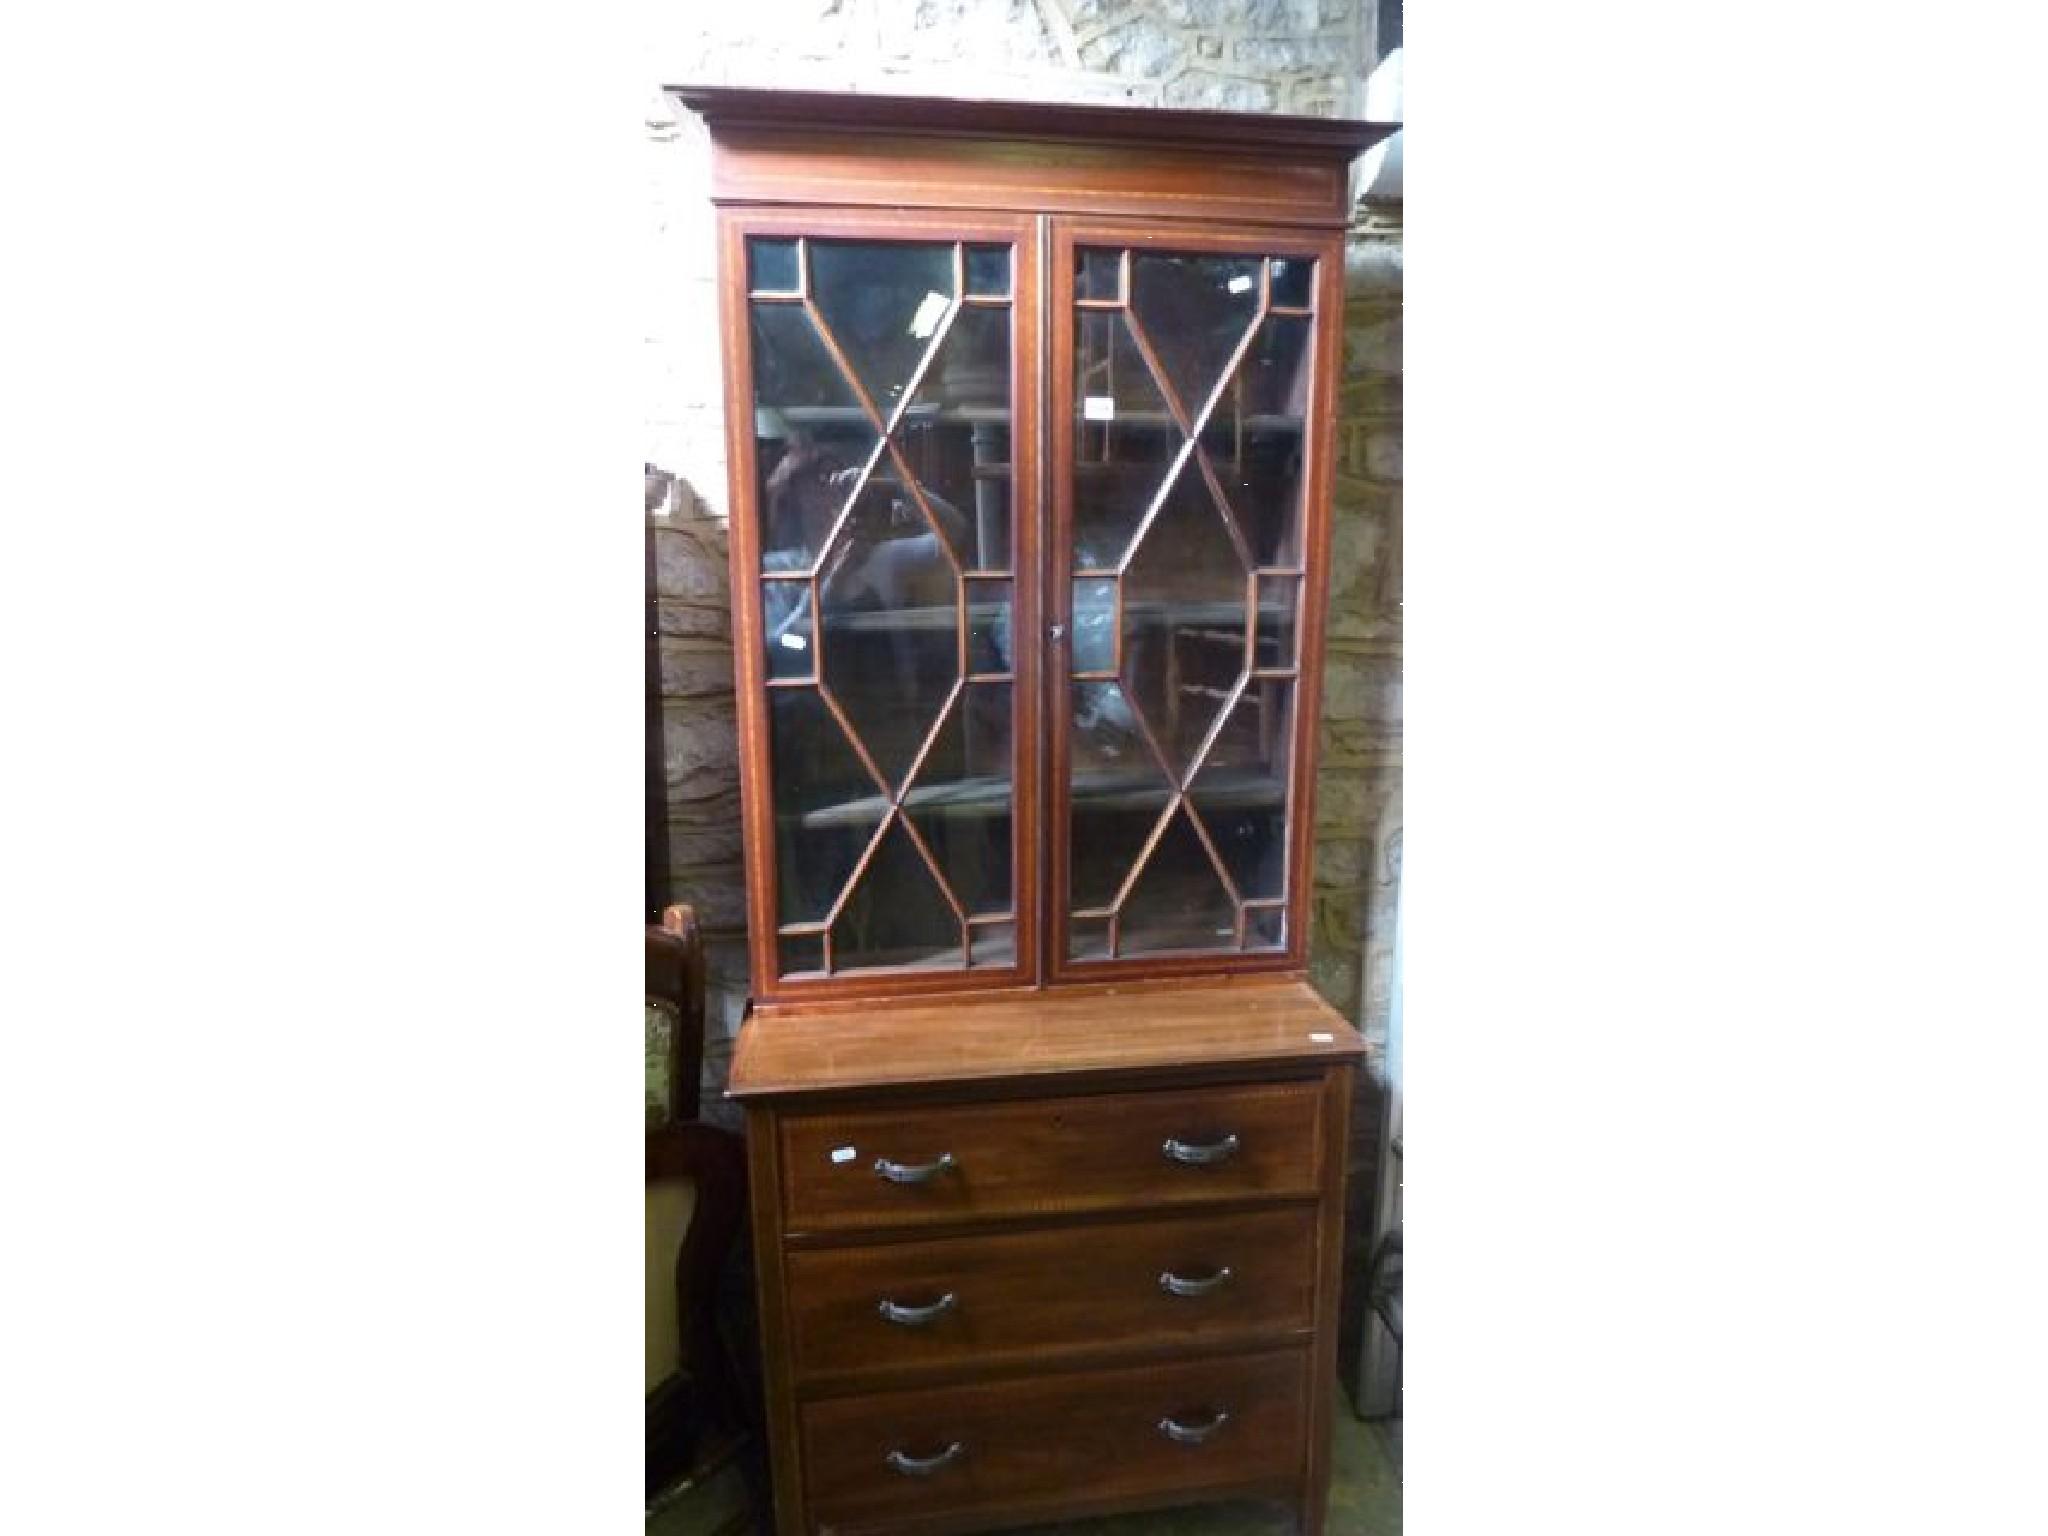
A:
[{"xmin": 646, "ymin": 906, "xmax": 759, "ymax": 1532}]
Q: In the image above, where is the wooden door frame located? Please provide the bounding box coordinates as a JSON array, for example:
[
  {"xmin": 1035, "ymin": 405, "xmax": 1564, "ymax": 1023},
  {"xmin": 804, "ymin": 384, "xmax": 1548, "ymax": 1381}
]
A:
[
  {"xmin": 716, "ymin": 206, "xmax": 1044, "ymax": 1008},
  {"xmin": 1043, "ymin": 217, "xmax": 1346, "ymax": 988}
]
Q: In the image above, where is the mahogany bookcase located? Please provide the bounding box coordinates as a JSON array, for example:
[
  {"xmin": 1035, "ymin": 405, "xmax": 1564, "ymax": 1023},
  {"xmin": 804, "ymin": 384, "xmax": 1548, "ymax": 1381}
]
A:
[{"xmin": 673, "ymin": 84, "xmax": 1394, "ymax": 1536}]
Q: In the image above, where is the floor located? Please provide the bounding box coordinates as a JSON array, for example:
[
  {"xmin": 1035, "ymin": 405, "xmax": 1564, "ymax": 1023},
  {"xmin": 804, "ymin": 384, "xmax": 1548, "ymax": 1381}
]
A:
[{"xmin": 1017, "ymin": 1405, "xmax": 1401, "ymax": 1536}]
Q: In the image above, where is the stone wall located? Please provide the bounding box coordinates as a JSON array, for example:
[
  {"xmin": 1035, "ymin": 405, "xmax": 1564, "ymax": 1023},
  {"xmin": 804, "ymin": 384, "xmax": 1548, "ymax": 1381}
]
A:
[{"xmin": 645, "ymin": 2, "xmax": 1399, "ymax": 1124}]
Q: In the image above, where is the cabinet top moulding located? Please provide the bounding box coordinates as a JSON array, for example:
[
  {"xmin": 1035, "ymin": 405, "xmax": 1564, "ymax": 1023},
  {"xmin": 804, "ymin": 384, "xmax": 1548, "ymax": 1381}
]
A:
[{"xmin": 667, "ymin": 85, "xmax": 1399, "ymax": 229}]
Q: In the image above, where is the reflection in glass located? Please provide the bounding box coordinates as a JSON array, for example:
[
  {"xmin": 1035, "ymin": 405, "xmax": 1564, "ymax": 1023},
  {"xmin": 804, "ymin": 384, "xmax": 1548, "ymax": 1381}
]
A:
[
  {"xmin": 1246, "ymin": 905, "xmax": 1286, "ymax": 950},
  {"xmin": 1121, "ymin": 806, "xmax": 1237, "ymax": 956},
  {"xmin": 810, "ymin": 240, "xmax": 955, "ymax": 423},
  {"xmin": 907, "ymin": 684, "xmax": 1013, "ymax": 917},
  {"xmin": 1072, "ymin": 310, "xmax": 1178, "ymax": 570},
  {"xmin": 1069, "ymin": 680, "xmax": 1171, "ymax": 917},
  {"xmin": 763, "ymin": 580, "xmax": 813, "ymax": 680},
  {"xmin": 893, "ymin": 305, "xmax": 1010, "ymax": 571},
  {"xmin": 833, "ymin": 819, "xmax": 962, "ymax": 970},
  {"xmin": 966, "ymin": 244, "xmax": 1010, "ymax": 297},
  {"xmin": 967, "ymin": 581, "xmax": 1011, "ymax": 675},
  {"xmin": 1189, "ymin": 683, "xmax": 1293, "ymax": 902},
  {"xmin": 969, "ymin": 921, "xmax": 1016, "ymax": 968},
  {"xmin": 1069, "ymin": 914, "xmax": 1111, "ymax": 962},
  {"xmin": 1255, "ymin": 574, "xmax": 1298, "ymax": 671},
  {"xmin": 1200, "ymin": 314, "xmax": 1311, "ymax": 567},
  {"xmin": 1071, "ymin": 577, "xmax": 1116, "ymax": 674},
  {"xmin": 1268, "ymin": 256, "xmax": 1313, "ymax": 309},
  {"xmin": 751, "ymin": 304, "xmax": 880, "ymax": 572},
  {"xmin": 767, "ymin": 689, "xmax": 885, "ymax": 926},
  {"xmin": 1077, "ymin": 247, "xmax": 1121, "ymax": 302},
  {"xmin": 1130, "ymin": 253, "xmax": 1262, "ymax": 420},
  {"xmin": 1122, "ymin": 456, "xmax": 1249, "ymax": 776},
  {"xmin": 749, "ymin": 238, "xmax": 800, "ymax": 293},
  {"xmin": 777, "ymin": 931, "xmax": 825, "ymax": 977},
  {"xmin": 819, "ymin": 474, "xmax": 959, "ymax": 792}
]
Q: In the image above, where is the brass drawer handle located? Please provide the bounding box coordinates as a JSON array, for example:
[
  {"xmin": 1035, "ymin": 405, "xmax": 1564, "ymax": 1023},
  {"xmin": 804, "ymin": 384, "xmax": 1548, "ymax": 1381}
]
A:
[
  {"xmin": 886, "ymin": 1441, "xmax": 965, "ymax": 1477},
  {"xmin": 878, "ymin": 1291, "xmax": 958, "ymax": 1327},
  {"xmin": 1159, "ymin": 1265, "xmax": 1234, "ymax": 1298},
  {"xmin": 1162, "ymin": 1133, "xmax": 1240, "ymax": 1167},
  {"xmin": 1158, "ymin": 1409, "xmax": 1231, "ymax": 1446},
  {"xmin": 874, "ymin": 1152, "xmax": 957, "ymax": 1184}
]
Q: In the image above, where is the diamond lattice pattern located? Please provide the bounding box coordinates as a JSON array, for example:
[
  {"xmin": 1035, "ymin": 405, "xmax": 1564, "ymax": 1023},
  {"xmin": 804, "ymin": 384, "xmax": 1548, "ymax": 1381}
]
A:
[
  {"xmin": 750, "ymin": 237, "xmax": 1016, "ymax": 976},
  {"xmin": 1067, "ymin": 247, "xmax": 1310, "ymax": 960}
]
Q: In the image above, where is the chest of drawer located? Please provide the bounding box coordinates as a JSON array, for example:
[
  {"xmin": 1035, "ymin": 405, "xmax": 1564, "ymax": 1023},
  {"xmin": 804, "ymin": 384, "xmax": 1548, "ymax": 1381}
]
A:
[
  {"xmin": 800, "ymin": 1347, "xmax": 1307, "ymax": 1534},
  {"xmin": 784, "ymin": 1205, "xmax": 1315, "ymax": 1385},
  {"xmin": 777, "ymin": 1078, "xmax": 1323, "ymax": 1234}
]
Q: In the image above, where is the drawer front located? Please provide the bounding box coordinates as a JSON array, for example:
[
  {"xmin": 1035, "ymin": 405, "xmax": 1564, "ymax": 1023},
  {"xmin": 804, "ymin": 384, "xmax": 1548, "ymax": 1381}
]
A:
[
  {"xmin": 786, "ymin": 1206, "xmax": 1316, "ymax": 1383},
  {"xmin": 802, "ymin": 1348, "xmax": 1306, "ymax": 1532},
  {"xmin": 779, "ymin": 1078, "xmax": 1323, "ymax": 1233}
]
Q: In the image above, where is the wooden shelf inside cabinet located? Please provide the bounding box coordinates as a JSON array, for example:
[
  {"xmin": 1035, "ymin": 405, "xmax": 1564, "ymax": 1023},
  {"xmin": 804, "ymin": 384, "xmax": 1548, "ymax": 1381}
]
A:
[
  {"xmin": 797, "ymin": 597, "xmax": 1293, "ymax": 638},
  {"xmin": 677, "ymin": 84, "xmax": 1390, "ymax": 1536},
  {"xmin": 785, "ymin": 766, "xmax": 1286, "ymax": 832}
]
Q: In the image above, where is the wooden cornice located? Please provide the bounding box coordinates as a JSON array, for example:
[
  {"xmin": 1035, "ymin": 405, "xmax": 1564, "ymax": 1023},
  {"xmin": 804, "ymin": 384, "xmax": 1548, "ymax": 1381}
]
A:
[
  {"xmin": 668, "ymin": 84, "xmax": 1396, "ymax": 162},
  {"xmin": 667, "ymin": 85, "xmax": 1396, "ymax": 228}
]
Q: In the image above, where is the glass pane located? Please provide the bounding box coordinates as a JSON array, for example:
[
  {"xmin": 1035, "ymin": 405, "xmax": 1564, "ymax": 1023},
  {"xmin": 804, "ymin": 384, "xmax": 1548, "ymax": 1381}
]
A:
[
  {"xmin": 893, "ymin": 304, "xmax": 1010, "ymax": 571},
  {"xmin": 1189, "ymin": 682, "xmax": 1293, "ymax": 902},
  {"xmin": 763, "ymin": 580, "xmax": 813, "ymax": 680},
  {"xmin": 1069, "ymin": 680, "xmax": 1171, "ymax": 914},
  {"xmin": 1076, "ymin": 247, "xmax": 1120, "ymax": 302},
  {"xmin": 1246, "ymin": 905, "xmax": 1286, "ymax": 950},
  {"xmin": 1122, "ymin": 456, "xmax": 1249, "ymax": 777},
  {"xmin": 1268, "ymin": 256, "xmax": 1313, "ymax": 309},
  {"xmin": 819, "ymin": 469, "xmax": 960, "ymax": 792},
  {"xmin": 966, "ymin": 244, "xmax": 1010, "ymax": 297},
  {"xmin": 767, "ymin": 689, "xmax": 886, "ymax": 925},
  {"xmin": 1200, "ymin": 313, "xmax": 1311, "ymax": 566},
  {"xmin": 750, "ymin": 303, "xmax": 881, "ymax": 572},
  {"xmin": 969, "ymin": 921, "xmax": 1016, "ymax": 968},
  {"xmin": 834, "ymin": 818, "xmax": 962, "ymax": 969},
  {"xmin": 809, "ymin": 240, "xmax": 955, "ymax": 425},
  {"xmin": 1062, "ymin": 245, "xmax": 1320, "ymax": 966},
  {"xmin": 1068, "ymin": 913, "xmax": 1112, "ymax": 962},
  {"xmin": 1072, "ymin": 309, "xmax": 1179, "ymax": 570},
  {"xmin": 906, "ymin": 683, "xmax": 1014, "ymax": 917},
  {"xmin": 748, "ymin": 238, "xmax": 799, "ymax": 293},
  {"xmin": 777, "ymin": 931, "xmax": 825, "ymax": 977},
  {"xmin": 1129, "ymin": 252, "xmax": 1262, "ymax": 421},
  {"xmin": 1255, "ymin": 574, "xmax": 1298, "ymax": 670},
  {"xmin": 966, "ymin": 581, "xmax": 1011, "ymax": 675},
  {"xmin": 1071, "ymin": 576, "xmax": 1116, "ymax": 674},
  {"xmin": 1121, "ymin": 805, "xmax": 1237, "ymax": 956}
]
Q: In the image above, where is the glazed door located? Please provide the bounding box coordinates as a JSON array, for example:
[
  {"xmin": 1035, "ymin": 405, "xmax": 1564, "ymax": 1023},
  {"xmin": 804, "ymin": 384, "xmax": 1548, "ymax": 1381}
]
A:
[
  {"xmin": 723, "ymin": 211, "xmax": 1040, "ymax": 1002},
  {"xmin": 1048, "ymin": 222, "xmax": 1342, "ymax": 980}
]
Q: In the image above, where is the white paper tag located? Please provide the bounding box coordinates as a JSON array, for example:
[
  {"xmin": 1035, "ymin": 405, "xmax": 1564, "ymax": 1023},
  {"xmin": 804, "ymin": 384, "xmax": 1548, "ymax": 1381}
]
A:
[
  {"xmin": 830, "ymin": 1145, "xmax": 857, "ymax": 1165},
  {"xmin": 1083, "ymin": 395, "xmax": 1116, "ymax": 422},
  {"xmin": 779, "ymin": 632, "xmax": 807, "ymax": 652},
  {"xmin": 1310, "ymin": 1031, "xmax": 1335, "ymax": 1044},
  {"xmin": 1227, "ymin": 273, "xmax": 1254, "ymax": 294},
  {"xmin": 909, "ymin": 291, "xmax": 950, "ymax": 340}
]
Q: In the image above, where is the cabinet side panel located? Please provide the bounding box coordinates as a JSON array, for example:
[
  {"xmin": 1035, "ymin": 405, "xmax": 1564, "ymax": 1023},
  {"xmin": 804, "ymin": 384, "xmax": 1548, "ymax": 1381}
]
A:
[
  {"xmin": 744, "ymin": 1105, "xmax": 808, "ymax": 1535},
  {"xmin": 1287, "ymin": 231, "xmax": 1351, "ymax": 982},
  {"xmin": 1302, "ymin": 1062, "xmax": 1357, "ymax": 1533}
]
